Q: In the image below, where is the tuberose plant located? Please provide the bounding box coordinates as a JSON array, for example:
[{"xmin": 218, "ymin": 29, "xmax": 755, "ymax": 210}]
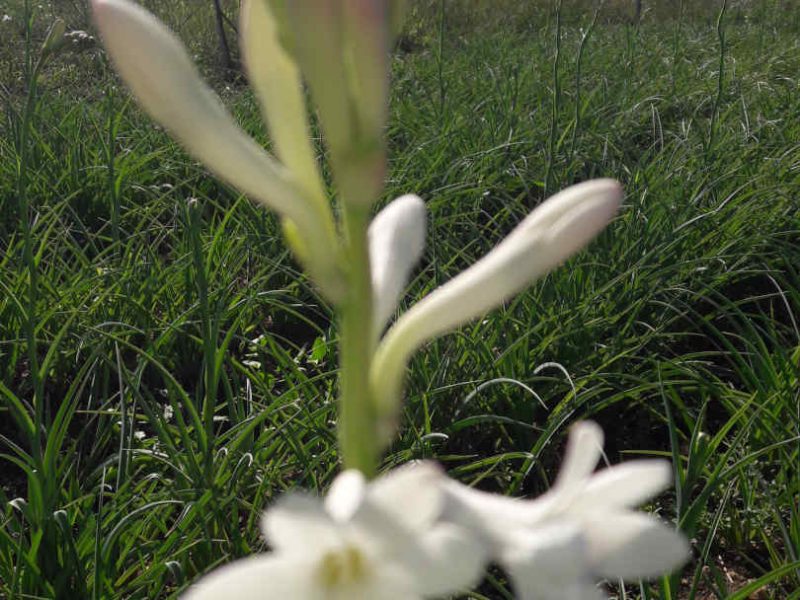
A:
[{"xmin": 91, "ymin": 1, "xmax": 689, "ymax": 598}]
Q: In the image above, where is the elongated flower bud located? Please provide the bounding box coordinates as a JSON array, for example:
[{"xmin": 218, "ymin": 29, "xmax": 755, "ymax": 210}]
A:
[
  {"xmin": 281, "ymin": 0, "xmax": 390, "ymax": 207},
  {"xmin": 370, "ymin": 179, "xmax": 623, "ymax": 425},
  {"xmin": 369, "ymin": 194, "xmax": 427, "ymax": 337},
  {"xmin": 239, "ymin": 0, "xmax": 327, "ymax": 210},
  {"xmin": 92, "ymin": 0, "xmax": 343, "ymax": 298}
]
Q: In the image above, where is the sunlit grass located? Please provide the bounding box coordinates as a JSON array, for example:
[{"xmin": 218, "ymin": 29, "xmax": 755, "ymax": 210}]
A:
[{"xmin": 1, "ymin": 2, "xmax": 798, "ymax": 598}]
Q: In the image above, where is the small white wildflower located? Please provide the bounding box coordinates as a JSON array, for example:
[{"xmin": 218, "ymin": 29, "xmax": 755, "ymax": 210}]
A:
[
  {"xmin": 182, "ymin": 463, "xmax": 485, "ymax": 600},
  {"xmin": 443, "ymin": 422, "xmax": 689, "ymax": 600}
]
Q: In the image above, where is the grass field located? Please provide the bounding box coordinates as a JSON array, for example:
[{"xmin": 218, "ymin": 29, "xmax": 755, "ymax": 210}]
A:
[{"xmin": 1, "ymin": 1, "xmax": 799, "ymax": 598}]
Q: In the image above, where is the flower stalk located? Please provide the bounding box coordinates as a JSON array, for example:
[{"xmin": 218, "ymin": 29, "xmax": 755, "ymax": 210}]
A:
[{"xmin": 338, "ymin": 205, "xmax": 379, "ymax": 476}]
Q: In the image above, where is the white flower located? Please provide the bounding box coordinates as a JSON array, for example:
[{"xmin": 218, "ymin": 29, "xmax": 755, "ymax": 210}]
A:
[
  {"xmin": 182, "ymin": 462, "xmax": 486, "ymax": 600},
  {"xmin": 369, "ymin": 180, "xmax": 623, "ymax": 427},
  {"xmin": 442, "ymin": 422, "xmax": 690, "ymax": 600}
]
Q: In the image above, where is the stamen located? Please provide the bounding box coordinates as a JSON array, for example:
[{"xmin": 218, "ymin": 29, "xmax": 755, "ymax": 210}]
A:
[{"xmin": 316, "ymin": 545, "xmax": 368, "ymax": 589}]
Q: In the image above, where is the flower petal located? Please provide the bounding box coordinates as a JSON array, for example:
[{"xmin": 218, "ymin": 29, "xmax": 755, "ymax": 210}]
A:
[
  {"xmin": 408, "ymin": 523, "xmax": 487, "ymax": 596},
  {"xmin": 570, "ymin": 460, "xmax": 672, "ymax": 512},
  {"xmin": 93, "ymin": 0, "xmax": 344, "ymax": 298},
  {"xmin": 260, "ymin": 493, "xmax": 339, "ymax": 553},
  {"xmin": 325, "ymin": 469, "xmax": 367, "ymax": 522},
  {"xmin": 92, "ymin": 0, "xmax": 308, "ymax": 226},
  {"xmin": 517, "ymin": 179, "xmax": 621, "ymax": 237},
  {"xmin": 181, "ymin": 554, "xmax": 321, "ymax": 600},
  {"xmin": 369, "ymin": 195, "xmax": 427, "ymax": 335},
  {"xmin": 583, "ymin": 512, "xmax": 690, "ymax": 580},
  {"xmin": 502, "ymin": 521, "xmax": 603, "ymax": 600},
  {"xmin": 554, "ymin": 421, "xmax": 604, "ymax": 491},
  {"xmin": 441, "ymin": 479, "xmax": 551, "ymax": 554},
  {"xmin": 365, "ymin": 461, "xmax": 443, "ymax": 532}
]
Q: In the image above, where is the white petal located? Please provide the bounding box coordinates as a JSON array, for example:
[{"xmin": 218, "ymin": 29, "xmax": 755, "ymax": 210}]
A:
[
  {"xmin": 582, "ymin": 512, "xmax": 690, "ymax": 580},
  {"xmin": 554, "ymin": 421, "xmax": 604, "ymax": 491},
  {"xmin": 366, "ymin": 461, "xmax": 443, "ymax": 532},
  {"xmin": 180, "ymin": 554, "xmax": 321, "ymax": 600},
  {"xmin": 408, "ymin": 523, "xmax": 487, "ymax": 596},
  {"xmin": 441, "ymin": 480, "xmax": 550, "ymax": 553},
  {"xmin": 369, "ymin": 195, "xmax": 427, "ymax": 335},
  {"xmin": 239, "ymin": 0, "xmax": 326, "ymax": 203},
  {"xmin": 570, "ymin": 460, "xmax": 672, "ymax": 512},
  {"xmin": 325, "ymin": 469, "xmax": 367, "ymax": 522},
  {"xmin": 371, "ymin": 180, "xmax": 621, "ymax": 414},
  {"xmin": 260, "ymin": 494, "xmax": 339, "ymax": 553},
  {"xmin": 502, "ymin": 522, "xmax": 601, "ymax": 600},
  {"xmin": 391, "ymin": 180, "xmax": 621, "ymax": 347},
  {"xmin": 91, "ymin": 0, "xmax": 311, "ymax": 227}
]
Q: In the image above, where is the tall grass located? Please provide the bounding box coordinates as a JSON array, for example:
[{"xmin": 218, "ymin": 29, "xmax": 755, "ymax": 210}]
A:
[{"xmin": 1, "ymin": 2, "xmax": 799, "ymax": 598}]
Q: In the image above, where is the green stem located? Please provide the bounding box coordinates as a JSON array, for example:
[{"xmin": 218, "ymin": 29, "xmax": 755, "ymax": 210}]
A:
[
  {"xmin": 19, "ymin": 0, "xmax": 46, "ymax": 446},
  {"xmin": 569, "ymin": 2, "xmax": 600, "ymax": 163},
  {"xmin": 338, "ymin": 207, "xmax": 378, "ymax": 477},
  {"xmin": 106, "ymin": 85, "xmax": 120, "ymax": 251},
  {"xmin": 544, "ymin": 0, "xmax": 562, "ymax": 197},
  {"xmin": 188, "ymin": 201, "xmax": 216, "ymax": 469},
  {"xmin": 707, "ymin": 0, "xmax": 728, "ymax": 156},
  {"xmin": 437, "ymin": 0, "xmax": 446, "ymax": 117}
]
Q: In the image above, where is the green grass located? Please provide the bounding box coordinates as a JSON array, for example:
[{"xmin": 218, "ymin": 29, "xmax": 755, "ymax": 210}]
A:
[{"xmin": 1, "ymin": 2, "xmax": 799, "ymax": 598}]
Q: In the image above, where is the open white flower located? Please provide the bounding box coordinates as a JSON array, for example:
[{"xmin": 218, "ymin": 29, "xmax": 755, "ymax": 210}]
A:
[
  {"xmin": 182, "ymin": 462, "xmax": 486, "ymax": 600},
  {"xmin": 443, "ymin": 422, "xmax": 690, "ymax": 600},
  {"xmin": 370, "ymin": 180, "xmax": 623, "ymax": 428}
]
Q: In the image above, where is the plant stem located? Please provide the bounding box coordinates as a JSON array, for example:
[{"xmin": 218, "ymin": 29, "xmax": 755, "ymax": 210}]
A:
[
  {"xmin": 570, "ymin": 1, "xmax": 601, "ymax": 163},
  {"xmin": 19, "ymin": 0, "xmax": 45, "ymax": 441},
  {"xmin": 188, "ymin": 200, "xmax": 216, "ymax": 470},
  {"xmin": 707, "ymin": 0, "xmax": 728, "ymax": 155},
  {"xmin": 437, "ymin": 0, "xmax": 447, "ymax": 117},
  {"xmin": 106, "ymin": 85, "xmax": 120, "ymax": 251},
  {"xmin": 671, "ymin": 0, "xmax": 684, "ymax": 97},
  {"xmin": 338, "ymin": 206, "xmax": 378, "ymax": 477},
  {"xmin": 544, "ymin": 0, "xmax": 562, "ymax": 197}
]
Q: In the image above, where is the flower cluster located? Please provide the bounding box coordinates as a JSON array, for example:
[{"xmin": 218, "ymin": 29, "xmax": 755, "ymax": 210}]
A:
[
  {"xmin": 92, "ymin": 0, "xmax": 623, "ymax": 453},
  {"xmin": 182, "ymin": 423, "xmax": 688, "ymax": 600},
  {"xmin": 91, "ymin": 0, "xmax": 690, "ymax": 597}
]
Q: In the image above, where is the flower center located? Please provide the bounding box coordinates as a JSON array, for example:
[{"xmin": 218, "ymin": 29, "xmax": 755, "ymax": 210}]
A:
[{"xmin": 316, "ymin": 545, "xmax": 368, "ymax": 589}]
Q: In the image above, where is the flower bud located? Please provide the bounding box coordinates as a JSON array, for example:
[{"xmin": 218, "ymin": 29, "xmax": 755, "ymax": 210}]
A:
[
  {"xmin": 369, "ymin": 194, "xmax": 427, "ymax": 337},
  {"xmin": 280, "ymin": 0, "xmax": 391, "ymax": 207},
  {"xmin": 370, "ymin": 179, "xmax": 623, "ymax": 428},
  {"xmin": 41, "ymin": 18, "xmax": 67, "ymax": 55}
]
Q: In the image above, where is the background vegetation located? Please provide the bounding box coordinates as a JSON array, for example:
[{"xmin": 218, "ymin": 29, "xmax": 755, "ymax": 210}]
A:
[{"xmin": 1, "ymin": 0, "xmax": 798, "ymax": 598}]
